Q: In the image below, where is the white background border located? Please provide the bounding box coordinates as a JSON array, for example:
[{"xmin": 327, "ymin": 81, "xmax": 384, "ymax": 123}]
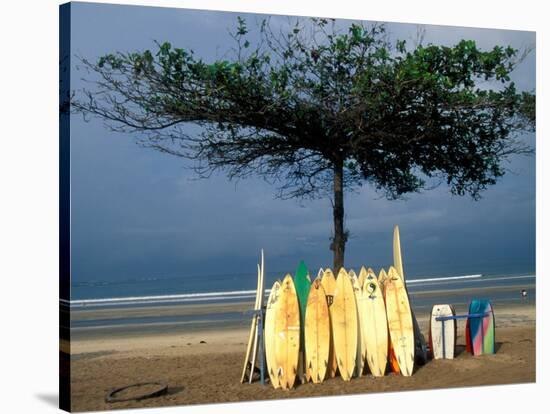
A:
[{"xmin": 0, "ymin": 0, "xmax": 545, "ymax": 413}]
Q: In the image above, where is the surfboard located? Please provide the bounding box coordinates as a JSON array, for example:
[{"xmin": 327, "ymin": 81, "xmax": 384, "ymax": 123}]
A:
[
  {"xmin": 248, "ymin": 251, "xmax": 265, "ymax": 383},
  {"xmin": 360, "ymin": 267, "xmax": 388, "ymax": 377},
  {"xmin": 332, "ymin": 268, "xmax": 358, "ymax": 381},
  {"xmin": 388, "ymin": 345, "xmax": 400, "ymax": 373},
  {"xmin": 380, "ymin": 267, "xmax": 399, "ymax": 374},
  {"xmin": 378, "ymin": 268, "xmax": 388, "ymax": 293},
  {"xmin": 412, "ymin": 312, "xmax": 428, "ymax": 366},
  {"xmin": 294, "ymin": 260, "xmax": 311, "ymax": 383},
  {"xmin": 392, "ymin": 229, "xmax": 428, "ymax": 366},
  {"xmin": 240, "ymin": 256, "xmax": 264, "ymax": 383},
  {"xmin": 468, "ymin": 299, "xmax": 495, "ymax": 355},
  {"xmin": 430, "ymin": 304, "xmax": 456, "ymax": 360},
  {"xmin": 385, "ymin": 266, "xmax": 414, "ymax": 376},
  {"xmin": 348, "ymin": 269, "xmax": 363, "ymax": 376},
  {"xmin": 357, "ymin": 268, "xmax": 366, "ymax": 288},
  {"xmin": 320, "ymin": 268, "xmax": 338, "ymax": 378},
  {"xmin": 305, "ymin": 279, "xmax": 330, "ymax": 384},
  {"xmin": 316, "ymin": 268, "xmax": 324, "ymax": 281},
  {"xmin": 393, "ymin": 225, "xmax": 405, "ymax": 281},
  {"xmin": 265, "ymin": 280, "xmax": 281, "ymax": 388},
  {"xmin": 356, "ymin": 268, "xmax": 369, "ymax": 375},
  {"xmin": 465, "ymin": 317, "xmax": 472, "ymax": 354},
  {"xmin": 274, "ymin": 274, "xmax": 301, "ymax": 389}
]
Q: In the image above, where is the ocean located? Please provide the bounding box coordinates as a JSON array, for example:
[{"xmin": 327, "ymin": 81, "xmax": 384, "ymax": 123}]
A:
[{"xmin": 66, "ymin": 271, "xmax": 536, "ymax": 339}]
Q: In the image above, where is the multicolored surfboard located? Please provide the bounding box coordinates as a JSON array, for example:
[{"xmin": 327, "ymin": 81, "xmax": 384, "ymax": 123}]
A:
[
  {"xmin": 294, "ymin": 261, "xmax": 311, "ymax": 382},
  {"xmin": 468, "ymin": 299, "xmax": 495, "ymax": 355},
  {"xmin": 465, "ymin": 317, "xmax": 472, "ymax": 354}
]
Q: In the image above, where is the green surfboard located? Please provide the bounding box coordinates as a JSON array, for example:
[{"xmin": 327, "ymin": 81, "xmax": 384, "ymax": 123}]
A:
[
  {"xmin": 295, "ymin": 260, "xmax": 311, "ymax": 322},
  {"xmin": 294, "ymin": 260, "xmax": 311, "ymax": 382}
]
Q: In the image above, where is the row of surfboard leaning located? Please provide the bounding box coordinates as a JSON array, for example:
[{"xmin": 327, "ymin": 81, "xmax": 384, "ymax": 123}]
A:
[{"xmin": 241, "ymin": 259, "xmax": 417, "ymax": 390}]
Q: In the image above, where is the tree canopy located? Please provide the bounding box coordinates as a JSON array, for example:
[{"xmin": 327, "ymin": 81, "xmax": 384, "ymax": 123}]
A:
[{"xmin": 74, "ymin": 18, "xmax": 535, "ymax": 269}]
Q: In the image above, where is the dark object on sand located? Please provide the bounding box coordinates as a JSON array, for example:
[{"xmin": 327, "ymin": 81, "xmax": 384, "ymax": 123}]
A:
[{"xmin": 105, "ymin": 382, "xmax": 168, "ymax": 403}]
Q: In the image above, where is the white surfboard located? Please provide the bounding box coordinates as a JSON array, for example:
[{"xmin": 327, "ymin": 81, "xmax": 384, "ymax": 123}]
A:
[
  {"xmin": 430, "ymin": 304, "xmax": 456, "ymax": 360},
  {"xmin": 240, "ymin": 260, "xmax": 264, "ymax": 383},
  {"xmin": 249, "ymin": 250, "xmax": 266, "ymax": 383},
  {"xmin": 265, "ymin": 280, "xmax": 281, "ymax": 388}
]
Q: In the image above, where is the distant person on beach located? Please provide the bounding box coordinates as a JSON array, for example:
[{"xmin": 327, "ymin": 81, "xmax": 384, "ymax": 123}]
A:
[{"xmin": 521, "ymin": 289, "xmax": 528, "ymax": 299}]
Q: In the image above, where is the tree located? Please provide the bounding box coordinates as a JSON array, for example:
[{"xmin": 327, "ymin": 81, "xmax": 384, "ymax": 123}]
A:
[{"xmin": 74, "ymin": 18, "xmax": 535, "ymax": 271}]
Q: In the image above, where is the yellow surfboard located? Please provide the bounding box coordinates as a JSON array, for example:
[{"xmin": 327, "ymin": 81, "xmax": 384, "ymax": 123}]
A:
[
  {"xmin": 378, "ymin": 268, "xmax": 388, "ymax": 294},
  {"xmin": 356, "ymin": 267, "xmax": 368, "ymax": 375},
  {"xmin": 392, "ymin": 226, "xmax": 428, "ymax": 364},
  {"xmin": 332, "ymin": 268, "xmax": 358, "ymax": 381},
  {"xmin": 317, "ymin": 268, "xmax": 324, "ymax": 280},
  {"xmin": 320, "ymin": 268, "xmax": 338, "ymax": 378},
  {"xmin": 393, "ymin": 225, "xmax": 405, "ymax": 281},
  {"xmin": 357, "ymin": 268, "xmax": 366, "ymax": 288},
  {"xmin": 264, "ymin": 280, "xmax": 281, "ymax": 388},
  {"xmin": 274, "ymin": 274, "xmax": 301, "ymax": 389},
  {"xmin": 385, "ymin": 266, "xmax": 414, "ymax": 376},
  {"xmin": 348, "ymin": 269, "xmax": 364, "ymax": 376},
  {"xmin": 305, "ymin": 279, "xmax": 330, "ymax": 384},
  {"xmin": 361, "ymin": 267, "xmax": 388, "ymax": 377}
]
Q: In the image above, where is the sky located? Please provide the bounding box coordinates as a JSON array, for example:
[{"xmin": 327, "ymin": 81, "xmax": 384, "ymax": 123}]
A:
[{"xmin": 68, "ymin": 2, "xmax": 536, "ymax": 285}]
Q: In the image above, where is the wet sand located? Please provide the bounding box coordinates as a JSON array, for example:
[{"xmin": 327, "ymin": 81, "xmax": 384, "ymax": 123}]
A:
[{"xmin": 68, "ymin": 302, "xmax": 535, "ymax": 412}]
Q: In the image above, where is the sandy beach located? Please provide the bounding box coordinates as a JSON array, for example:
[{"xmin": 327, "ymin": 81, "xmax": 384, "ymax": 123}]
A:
[{"xmin": 67, "ymin": 301, "xmax": 535, "ymax": 412}]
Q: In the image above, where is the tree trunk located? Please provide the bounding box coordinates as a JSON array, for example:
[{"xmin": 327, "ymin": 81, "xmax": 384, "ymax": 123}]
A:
[{"xmin": 332, "ymin": 159, "xmax": 345, "ymax": 272}]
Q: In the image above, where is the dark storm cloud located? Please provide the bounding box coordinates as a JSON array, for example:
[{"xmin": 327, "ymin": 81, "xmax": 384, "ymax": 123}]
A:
[{"xmin": 69, "ymin": 2, "xmax": 535, "ymax": 283}]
